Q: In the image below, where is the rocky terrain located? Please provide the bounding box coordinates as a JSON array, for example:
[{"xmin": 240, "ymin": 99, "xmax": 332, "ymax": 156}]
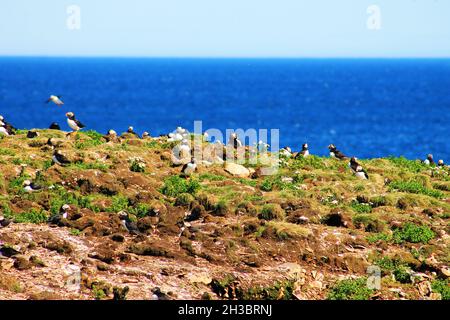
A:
[{"xmin": 0, "ymin": 129, "xmax": 449, "ymax": 300}]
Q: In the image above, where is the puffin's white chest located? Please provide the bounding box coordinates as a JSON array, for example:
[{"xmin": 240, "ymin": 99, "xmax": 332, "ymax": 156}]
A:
[
  {"xmin": 0, "ymin": 127, "xmax": 9, "ymax": 136},
  {"xmin": 184, "ymin": 163, "xmax": 196, "ymax": 175},
  {"xmin": 424, "ymin": 159, "xmax": 430, "ymax": 165},
  {"xmin": 24, "ymin": 186, "xmax": 34, "ymax": 192},
  {"xmin": 355, "ymin": 171, "xmax": 368, "ymax": 180},
  {"xmin": 67, "ymin": 119, "xmax": 79, "ymax": 131},
  {"xmin": 52, "ymin": 155, "xmax": 61, "ymax": 165},
  {"xmin": 303, "ymin": 150, "xmax": 310, "ymax": 157},
  {"xmin": 330, "ymin": 152, "xmax": 335, "ymax": 158}
]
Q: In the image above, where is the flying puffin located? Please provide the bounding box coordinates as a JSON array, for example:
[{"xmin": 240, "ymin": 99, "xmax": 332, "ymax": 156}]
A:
[
  {"xmin": 46, "ymin": 95, "xmax": 64, "ymax": 106},
  {"xmin": 423, "ymin": 154, "xmax": 435, "ymax": 166},
  {"xmin": 49, "ymin": 122, "xmax": 61, "ymax": 130},
  {"xmin": 349, "ymin": 157, "xmax": 369, "ymax": 180},
  {"xmin": 52, "ymin": 150, "xmax": 71, "ymax": 166},
  {"xmin": 181, "ymin": 157, "xmax": 198, "ymax": 177},
  {"xmin": 23, "ymin": 180, "xmax": 44, "ymax": 192},
  {"xmin": 66, "ymin": 112, "xmax": 85, "ymax": 133},
  {"xmin": 228, "ymin": 133, "xmax": 242, "ymax": 149},
  {"xmin": 328, "ymin": 144, "xmax": 348, "ymax": 160}
]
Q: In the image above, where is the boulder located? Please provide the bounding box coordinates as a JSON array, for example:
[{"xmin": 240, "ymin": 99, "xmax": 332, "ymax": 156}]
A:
[{"xmin": 224, "ymin": 163, "xmax": 250, "ymax": 178}]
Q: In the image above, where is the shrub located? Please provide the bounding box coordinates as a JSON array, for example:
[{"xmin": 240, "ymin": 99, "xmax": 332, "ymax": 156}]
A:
[
  {"xmin": 388, "ymin": 180, "xmax": 444, "ymax": 199},
  {"xmin": 258, "ymin": 204, "xmax": 285, "ymax": 221},
  {"xmin": 366, "ymin": 233, "xmax": 392, "ymax": 244},
  {"xmin": 213, "ymin": 200, "xmax": 229, "ymax": 216},
  {"xmin": 393, "ymin": 223, "xmax": 435, "ymax": 244},
  {"xmin": 128, "ymin": 203, "xmax": 152, "ymax": 218},
  {"xmin": 387, "ymin": 156, "xmax": 428, "ymax": 173},
  {"xmin": 327, "ymin": 278, "xmax": 374, "ymax": 300},
  {"xmin": 106, "ymin": 195, "xmax": 130, "ymax": 213},
  {"xmin": 352, "ymin": 214, "xmax": 385, "ymax": 232},
  {"xmin": 160, "ymin": 176, "xmax": 200, "ymax": 197},
  {"xmin": 129, "ymin": 157, "xmax": 146, "ymax": 173},
  {"xmin": 350, "ymin": 201, "xmax": 372, "ymax": 214},
  {"xmin": 175, "ymin": 193, "xmax": 195, "ymax": 206},
  {"xmin": 13, "ymin": 209, "xmax": 48, "ymax": 224},
  {"xmin": 393, "ymin": 265, "xmax": 412, "ymax": 284},
  {"xmin": 259, "ymin": 178, "xmax": 274, "ymax": 192},
  {"xmin": 431, "ymin": 279, "xmax": 450, "ymax": 300}
]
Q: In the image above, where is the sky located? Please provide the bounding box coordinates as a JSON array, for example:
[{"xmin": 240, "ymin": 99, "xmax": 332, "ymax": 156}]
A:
[{"xmin": 0, "ymin": 0, "xmax": 449, "ymax": 58}]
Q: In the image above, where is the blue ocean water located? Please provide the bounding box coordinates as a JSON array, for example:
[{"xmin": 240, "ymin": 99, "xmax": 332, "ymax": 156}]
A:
[{"xmin": 0, "ymin": 57, "xmax": 449, "ymax": 159}]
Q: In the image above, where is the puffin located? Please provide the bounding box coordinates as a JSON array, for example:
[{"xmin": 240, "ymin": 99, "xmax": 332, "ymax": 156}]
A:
[
  {"xmin": 295, "ymin": 143, "xmax": 310, "ymax": 158},
  {"xmin": 0, "ymin": 115, "xmax": 16, "ymax": 134},
  {"xmin": 438, "ymin": 160, "xmax": 445, "ymax": 167},
  {"xmin": 328, "ymin": 144, "xmax": 348, "ymax": 160},
  {"xmin": 280, "ymin": 146, "xmax": 293, "ymax": 157},
  {"xmin": 151, "ymin": 287, "xmax": 171, "ymax": 300},
  {"xmin": 349, "ymin": 157, "xmax": 369, "ymax": 180},
  {"xmin": 26, "ymin": 130, "xmax": 39, "ymax": 138},
  {"xmin": 181, "ymin": 157, "xmax": 198, "ymax": 177},
  {"xmin": 103, "ymin": 129, "xmax": 121, "ymax": 143},
  {"xmin": 142, "ymin": 132, "xmax": 151, "ymax": 139},
  {"xmin": 228, "ymin": 133, "xmax": 243, "ymax": 149},
  {"xmin": 48, "ymin": 204, "xmax": 70, "ymax": 225},
  {"xmin": 52, "ymin": 150, "xmax": 71, "ymax": 166},
  {"xmin": 49, "ymin": 122, "xmax": 61, "ymax": 130},
  {"xmin": 0, "ymin": 126, "xmax": 9, "ymax": 136},
  {"xmin": 23, "ymin": 180, "xmax": 44, "ymax": 192},
  {"xmin": 118, "ymin": 211, "xmax": 142, "ymax": 235},
  {"xmin": 0, "ymin": 216, "xmax": 12, "ymax": 228},
  {"xmin": 127, "ymin": 126, "xmax": 139, "ymax": 137},
  {"xmin": 423, "ymin": 154, "xmax": 435, "ymax": 166},
  {"xmin": 46, "ymin": 95, "xmax": 64, "ymax": 106},
  {"xmin": 66, "ymin": 112, "xmax": 85, "ymax": 133}
]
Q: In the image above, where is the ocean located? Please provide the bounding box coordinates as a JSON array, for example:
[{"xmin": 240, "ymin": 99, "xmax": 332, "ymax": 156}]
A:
[{"xmin": 0, "ymin": 57, "xmax": 449, "ymax": 159}]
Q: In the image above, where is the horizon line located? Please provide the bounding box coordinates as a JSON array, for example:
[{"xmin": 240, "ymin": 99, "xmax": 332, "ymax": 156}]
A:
[{"xmin": 1, "ymin": 55, "xmax": 450, "ymax": 60}]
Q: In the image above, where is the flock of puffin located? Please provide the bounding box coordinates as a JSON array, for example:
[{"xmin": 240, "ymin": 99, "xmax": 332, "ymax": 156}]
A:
[{"xmin": 0, "ymin": 94, "xmax": 448, "ymax": 182}]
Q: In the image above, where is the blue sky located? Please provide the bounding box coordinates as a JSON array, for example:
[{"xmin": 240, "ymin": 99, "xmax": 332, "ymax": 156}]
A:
[{"xmin": 0, "ymin": 0, "xmax": 449, "ymax": 57}]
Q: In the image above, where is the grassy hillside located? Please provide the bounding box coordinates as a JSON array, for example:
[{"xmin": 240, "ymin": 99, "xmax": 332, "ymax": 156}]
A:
[{"xmin": 0, "ymin": 130, "xmax": 448, "ymax": 300}]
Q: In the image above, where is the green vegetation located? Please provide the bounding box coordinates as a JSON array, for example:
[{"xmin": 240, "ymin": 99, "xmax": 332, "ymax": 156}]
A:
[
  {"xmin": 389, "ymin": 180, "xmax": 444, "ymax": 199},
  {"xmin": 387, "ymin": 156, "xmax": 429, "ymax": 173},
  {"xmin": 350, "ymin": 201, "xmax": 372, "ymax": 214},
  {"xmin": 258, "ymin": 204, "xmax": 285, "ymax": 221},
  {"xmin": 431, "ymin": 279, "xmax": 450, "ymax": 300},
  {"xmin": 74, "ymin": 130, "xmax": 105, "ymax": 149},
  {"xmin": 13, "ymin": 209, "xmax": 48, "ymax": 224},
  {"xmin": 352, "ymin": 214, "xmax": 385, "ymax": 232},
  {"xmin": 392, "ymin": 223, "xmax": 435, "ymax": 244},
  {"xmin": 160, "ymin": 176, "xmax": 201, "ymax": 197},
  {"xmin": 327, "ymin": 277, "xmax": 374, "ymax": 300}
]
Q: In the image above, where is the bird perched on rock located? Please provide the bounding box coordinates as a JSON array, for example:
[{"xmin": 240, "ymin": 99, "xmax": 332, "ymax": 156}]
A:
[
  {"xmin": 26, "ymin": 130, "xmax": 39, "ymax": 138},
  {"xmin": 0, "ymin": 216, "xmax": 12, "ymax": 228},
  {"xmin": 423, "ymin": 154, "xmax": 435, "ymax": 166},
  {"xmin": 103, "ymin": 129, "xmax": 121, "ymax": 143},
  {"xmin": 151, "ymin": 287, "xmax": 171, "ymax": 300},
  {"xmin": 66, "ymin": 112, "xmax": 85, "ymax": 133},
  {"xmin": 0, "ymin": 115, "xmax": 16, "ymax": 135},
  {"xmin": 279, "ymin": 146, "xmax": 292, "ymax": 157},
  {"xmin": 23, "ymin": 180, "xmax": 43, "ymax": 192},
  {"xmin": 181, "ymin": 157, "xmax": 197, "ymax": 177},
  {"xmin": 49, "ymin": 122, "xmax": 61, "ymax": 130},
  {"xmin": 48, "ymin": 204, "xmax": 70, "ymax": 225},
  {"xmin": 52, "ymin": 150, "xmax": 71, "ymax": 166},
  {"xmin": 141, "ymin": 131, "xmax": 151, "ymax": 139},
  {"xmin": 46, "ymin": 95, "xmax": 64, "ymax": 106},
  {"xmin": 328, "ymin": 144, "xmax": 348, "ymax": 160},
  {"xmin": 349, "ymin": 157, "xmax": 369, "ymax": 180},
  {"xmin": 295, "ymin": 144, "xmax": 310, "ymax": 159},
  {"xmin": 228, "ymin": 133, "xmax": 242, "ymax": 149},
  {"xmin": 0, "ymin": 245, "xmax": 20, "ymax": 258},
  {"xmin": 118, "ymin": 211, "xmax": 142, "ymax": 235},
  {"xmin": 438, "ymin": 159, "xmax": 445, "ymax": 167},
  {"xmin": 127, "ymin": 126, "xmax": 139, "ymax": 137},
  {"xmin": 0, "ymin": 125, "xmax": 9, "ymax": 136}
]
